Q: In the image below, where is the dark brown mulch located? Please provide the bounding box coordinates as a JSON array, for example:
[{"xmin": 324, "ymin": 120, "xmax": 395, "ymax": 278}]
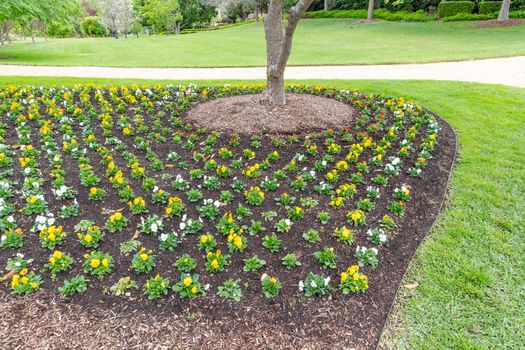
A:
[
  {"xmin": 184, "ymin": 93, "xmax": 357, "ymax": 134},
  {"xmin": 0, "ymin": 111, "xmax": 457, "ymax": 350},
  {"xmin": 471, "ymin": 19, "xmax": 525, "ymax": 28}
]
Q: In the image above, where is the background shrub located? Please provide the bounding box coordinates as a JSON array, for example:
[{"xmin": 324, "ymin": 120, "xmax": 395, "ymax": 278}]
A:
[
  {"xmin": 437, "ymin": 1, "xmax": 475, "ymax": 18},
  {"xmin": 478, "ymin": 1, "xmax": 502, "ymax": 14},
  {"xmin": 80, "ymin": 17, "xmax": 107, "ymax": 37},
  {"xmin": 304, "ymin": 9, "xmax": 435, "ymax": 21},
  {"xmin": 442, "ymin": 12, "xmax": 494, "ymax": 20},
  {"xmin": 46, "ymin": 22, "xmax": 77, "ymax": 38}
]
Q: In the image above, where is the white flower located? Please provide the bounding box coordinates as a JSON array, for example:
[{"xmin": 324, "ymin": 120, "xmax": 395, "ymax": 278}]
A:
[
  {"xmin": 151, "ymin": 223, "xmax": 158, "ymax": 233},
  {"xmin": 179, "ymin": 222, "xmax": 186, "ymax": 230},
  {"xmin": 298, "ymin": 281, "xmax": 304, "ymax": 291},
  {"xmin": 324, "ymin": 277, "xmax": 330, "ymax": 285},
  {"xmin": 310, "ymin": 280, "xmax": 317, "ymax": 288},
  {"xmin": 160, "ymin": 233, "xmax": 168, "ymax": 241}
]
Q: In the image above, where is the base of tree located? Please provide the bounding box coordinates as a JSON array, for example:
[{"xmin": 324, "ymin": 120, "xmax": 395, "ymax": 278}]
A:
[
  {"xmin": 472, "ymin": 19, "xmax": 525, "ymax": 28},
  {"xmin": 184, "ymin": 93, "xmax": 357, "ymax": 135}
]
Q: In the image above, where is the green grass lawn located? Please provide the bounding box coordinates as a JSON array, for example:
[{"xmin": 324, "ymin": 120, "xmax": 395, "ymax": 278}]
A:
[
  {"xmin": 1, "ymin": 76, "xmax": 524, "ymax": 349},
  {"xmin": 1, "ymin": 20, "xmax": 524, "ymax": 67}
]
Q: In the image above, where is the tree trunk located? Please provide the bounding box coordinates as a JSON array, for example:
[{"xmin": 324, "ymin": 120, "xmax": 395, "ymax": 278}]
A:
[
  {"xmin": 263, "ymin": 0, "xmax": 315, "ymax": 106},
  {"xmin": 498, "ymin": 0, "xmax": 511, "ymax": 20},
  {"xmin": 255, "ymin": 3, "xmax": 260, "ymax": 22},
  {"xmin": 30, "ymin": 28, "xmax": 35, "ymax": 44},
  {"xmin": 367, "ymin": 0, "xmax": 374, "ymax": 20},
  {"xmin": 175, "ymin": 22, "xmax": 181, "ymax": 35},
  {"xmin": 324, "ymin": 0, "xmax": 329, "ymax": 11}
]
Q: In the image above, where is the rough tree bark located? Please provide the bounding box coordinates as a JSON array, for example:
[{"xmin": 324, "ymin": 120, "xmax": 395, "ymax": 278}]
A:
[
  {"xmin": 498, "ymin": 0, "xmax": 511, "ymax": 20},
  {"xmin": 263, "ymin": 0, "xmax": 315, "ymax": 106},
  {"xmin": 255, "ymin": 1, "xmax": 260, "ymax": 22},
  {"xmin": 367, "ymin": 0, "xmax": 374, "ymax": 20},
  {"xmin": 324, "ymin": 0, "xmax": 329, "ymax": 11}
]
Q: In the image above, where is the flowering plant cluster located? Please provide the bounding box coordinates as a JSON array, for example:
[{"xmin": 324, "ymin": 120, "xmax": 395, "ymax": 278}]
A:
[{"xmin": 0, "ymin": 84, "xmax": 440, "ymax": 302}]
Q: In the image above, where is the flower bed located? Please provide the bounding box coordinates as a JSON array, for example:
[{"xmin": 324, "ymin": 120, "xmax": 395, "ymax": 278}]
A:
[{"xmin": 0, "ymin": 84, "xmax": 455, "ymax": 346}]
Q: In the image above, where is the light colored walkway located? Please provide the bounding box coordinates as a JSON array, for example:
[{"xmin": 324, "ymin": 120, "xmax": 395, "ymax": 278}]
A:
[{"xmin": 1, "ymin": 56, "xmax": 524, "ymax": 88}]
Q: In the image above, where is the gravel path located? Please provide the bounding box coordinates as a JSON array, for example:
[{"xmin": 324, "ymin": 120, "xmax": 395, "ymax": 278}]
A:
[{"xmin": 1, "ymin": 56, "xmax": 524, "ymax": 87}]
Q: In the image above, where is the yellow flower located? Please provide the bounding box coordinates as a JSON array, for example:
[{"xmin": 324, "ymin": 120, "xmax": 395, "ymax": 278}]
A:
[
  {"xmin": 269, "ymin": 277, "xmax": 276, "ymax": 284},
  {"xmin": 90, "ymin": 187, "xmax": 98, "ymax": 195},
  {"xmin": 183, "ymin": 276, "xmax": 192, "ymax": 287},
  {"xmin": 84, "ymin": 234, "xmax": 92, "ymax": 243},
  {"xmin": 53, "ymin": 250, "xmax": 62, "ymax": 259},
  {"xmin": 211, "ymin": 259, "xmax": 219, "ymax": 269},
  {"xmin": 191, "ymin": 286, "xmax": 198, "ymax": 294},
  {"xmin": 200, "ymin": 235, "xmax": 208, "ymax": 244},
  {"xmin": 234, "ymin": 236, "xmax": 243, "ymax": 249},
  {"xmin": 90, "ymin": 259, "xmax": 101, "ymax": 268},
  {"xmin": 21, "ymin": 276, "xmax": 29, "ymax": 284},
  {"xmin": 341, "ymin": 272, "xmax": 348, "ymax": 282},
  {"xmin": 140, "ymin": 253, "xmax": 149, "ymax": 262},
  {"xmin": 19, "ymin": 268, "xmax": 28, "ymax": 276},
  {"xmin": 11, "ymin": 274, "xmax": 19, "ymax": 287},
  {"xmin": 102, "ymin": 258, "xmax": 109, "ymax": 267}
]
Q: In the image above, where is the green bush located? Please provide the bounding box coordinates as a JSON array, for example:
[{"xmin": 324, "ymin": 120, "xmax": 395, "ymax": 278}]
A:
[
  {"xmin": 510, "ymin": 10, "xmax": 525, "ymax": 17},
  {"xmin": 46, "ymin": 22, "xmax": 77, "ymax": 38},
  {"xmin": 437, "ymin": 1, "xmax": 475, "ymax": 18},
  {"xmin": 304, "ymin": 9, "xmax": 435, "ymax": 21},
  {"xmin": 442, "ymin": 12, "xmax": 494, "ymax": 21},
  {"xmin": 478, "ymin": 1, "xmax": 502, "ymax": 14},
  {"xmin": 80, "ymin": 17, "xmax": 107, "ymax": 37},
  {"xmin": 375, "ymin": 9, "xmax": 435, "ymax": 21}
]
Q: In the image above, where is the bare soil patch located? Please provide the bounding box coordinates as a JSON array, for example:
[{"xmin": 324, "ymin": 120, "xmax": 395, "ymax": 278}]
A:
[
  {"xmin": 472, "ymin": 19, "xmax": 525, "ymax": 28},
  {"xmin": 184, "ymin": 93, "xmax": 357, "ymax": 134}
]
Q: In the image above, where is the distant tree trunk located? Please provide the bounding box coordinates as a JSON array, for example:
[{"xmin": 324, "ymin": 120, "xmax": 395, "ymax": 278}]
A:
[
  {"xmin": 263, "ymin": 0, "xmax": 315, "ymax": 106},
  {"xmin": 367, "ymin": 0, "xmax": 374, "ymax": 20},
  {"xmin": 29, "ymin": 24, "xmax": 36, "ymax": 44},
  {"xmin": 175, "ymin": 22, "xmax": 181, "ymax": 35},
  {"xmin": 255, "ymin": 2, "xmax": 260, "ymax": 22},
  {"xmin": 498, "ymin": 0, "xmax": 511, "ymax": 20},
  {"xmin": 324, "ymin": 0, "xmax": 329, "ymax": 11}
]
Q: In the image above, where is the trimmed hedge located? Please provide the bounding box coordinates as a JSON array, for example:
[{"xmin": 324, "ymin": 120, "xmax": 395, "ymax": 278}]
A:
[
  {"xmin": 479, "ymin": 1, "xmax": 502, "ymax": 14},
  {"xmin": 437, "ymin": 1, "xmax": 475, "ymax": 18},
  {"xmin": 304, "ymin": 9, "xmax": 435, "ymax": 21},
  {"xmin": 443, "ymin": 13, "xmax": 494, "ymax": 21}
]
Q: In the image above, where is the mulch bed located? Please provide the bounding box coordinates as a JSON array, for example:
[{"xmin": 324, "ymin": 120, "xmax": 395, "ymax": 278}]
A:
[
  {"xmin": 0, "ymin": 85, "xmax": 457, "ymax": 349},
  {"xmin": 185, "ymin": 93, "xmax": 357, "ymax": 134},
  {"xmin": 472, "ymin": 19, "xmax": 525, "ymax": 28}
]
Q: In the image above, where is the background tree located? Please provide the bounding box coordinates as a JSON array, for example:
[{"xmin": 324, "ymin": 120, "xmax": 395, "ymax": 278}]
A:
[
  {"xmin": 179, "ymin": 0, "xmax": 217, "ymax": 29},
  {"xmin": 141, "ymin": 0, "xmax": 183, "ymax": 34},
  {"xmin": 263, "ymin": 0, "xmax": 315, "ymax": 105},
  {"xmin": 498, "ymin": 0, "xmax": 511, "ymax": 20},
  {"xmin": 97, "ymin": 0, "xmax": 137, "ymax": 38},
  {"xmin": 367, "ymin": 0, "xmax": 374, "ymax": 20}
]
